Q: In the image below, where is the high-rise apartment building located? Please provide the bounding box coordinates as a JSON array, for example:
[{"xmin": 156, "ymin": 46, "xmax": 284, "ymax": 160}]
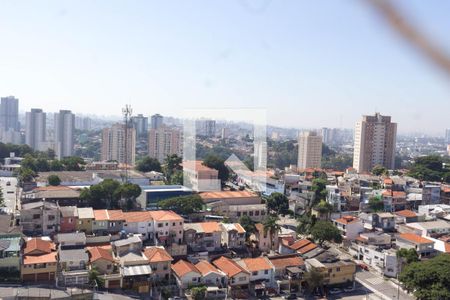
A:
[
  {"xmin": 150, "ymin": 114, "xmax": 163, "ymax": 130},
  {"xmin": 297, "ymin": 131, "xmax": 323, "ymax": 170},
  {"xmin": 203, "ymin": 120, "xmax": 216, "ymax": 137},
  {"xmin": 131, "ymin": 114, "xmax": 148, "ymax": 138},
  {"xmin": 0, "ymin": 96, "xmax": 19, "ymax": 131},
  {"xmin": 54, "ymin": 110, "xmax": 75, "ymax": 159},
  {"xmin": 75, "ymin": 116, "xmax": 92, "ymax": 131},
  {"xmin": 148, "ymin": 126, "xmax": 182, "ymax": 163},
  {"xmin": 101, "ymin": 123, "xmax": 136, "ymax": 165},
  {"xmin": 353, "ymin": 113, "xmax": 397, "ymax": 173},
  {"xmin": 25, "ymin": 109, "xmax": 46, "ymax": 150}
]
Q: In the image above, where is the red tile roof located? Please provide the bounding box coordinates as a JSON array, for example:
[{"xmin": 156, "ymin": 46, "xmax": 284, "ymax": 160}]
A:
[
  {"xmin": 335, "ymin": 216, "xmax": 360, "ymax": 225},
  {"xmin": 24, "ymin": 238, "xmax": 55, "ymax": 255},
  {"xmin": 395, "ymin": 210, "xmax": 417, "ymax": 218},
  {"xmin": 398, "ymin": 233, "xmax": 433, "ymax": 244},
  {"xmin": 199, "ymin": 191, "xmax": 257, "ymax": 199},
  {"xmin": 171, "ymin": 259, "xmax": 200, "ymax": 277},
  {"xmin": 297, "ymin": 242, "xmax": 318, "ymax": 254},
  {"xmin": 240, "ymin": 257, "xmax": 272, "ymax": 272},
  {"xmin": 123, "ymin": 211, "xmax": 153, "ymax": 222},
  {"xmin": 213, "ymin": 256, "xmax": 249, "ymax": 277},
  {"xmin": 269, "ymin": 254, "xmax": 304, "ymax": 270},
  {"xmin": 23, "ymin": 252, "xmax": 57, "ymax": 265},
  {"xmin": 143, "ymin": 247, "xmax": 173, "ymax": 263},
  {"xmin": 195, "ymin": 260, "xmax": 222, "ymax": 276},
  {"xmin": 200, "ymin": 222, "xmax": 221, "ymax": 233},
  {"xmin": 88, "ymin": 246, "xmax": 114, "ymax": 262},
  {"xmin": 148, "ymin": 210, "xmax": 183, "ymax": 221},
  {"xmin": 289, "ymin": 239, "xmax": 311, "ymax": 250}
]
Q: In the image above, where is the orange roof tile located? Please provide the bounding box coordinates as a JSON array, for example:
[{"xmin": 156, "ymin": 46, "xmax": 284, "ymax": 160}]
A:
[
  {"xmin": 195, "ymin": 260, "xmax": 221, "ymax": 276},
  {"xmin": 213, "ymin": 256, "xmax": 249, "ymax": 277},
  {"xmin": 269, "ymin": 254, "xmax": 304, "ymax": 270},
  {"xmin": 108, "ymin": 210, "xmax": 125, "ymax": 220},
  {"xmin": 123, "ymin": 211, "xmax": 153, "ymax": 223},
  {"xmin": 395, "ymin": 210, "xmax": 417, "ymax": 218},
  {"xmin": 289, "ymin": 239, "xmax": 311, "ymax": 251},
  {"xmin": 200, "ymin": 222, "xmax": 221, "ymax": 233},
  {"xmin": 24, "ymin": 238, "xmax": 55, "ymax": 255},
  {"xmin": 143, "ymin": 247, "xmax": 173, "ymax": 263},
  {"xmin": 335, "ymin": 216, "xmax": 360, "ymax": 224},
  {"xmin": 88, "ymin": 246, "xmax": 114, "ymax": 262},
  {"xmin": 182, "ymin": 161, "xmax": 218, "ymax": 172},
  {"xmin": 445, "ymin": 243, "xmax": 450, "ymax": 253},
  {"xmin": 234, "ymin": 223, "xmax": 246, "ymax": 234},
  {"xmin": 148, "ymin": 210, "xmax": 183, "ymax": 221},
  {"xmin": 297, "ymin": 242, "xmax": 318, "ymax": 254},
  {"xmin": 398, "ymin": 233, "xmax": 433, "ymax": 244},
  {"xmin": 94, "ymin": 210, "xmax": 109, "ymax": 221},
  {"xmin": 23, "ymin": 252, "xmax": 57, "ymax": 265},
  {"xmin": 384, "ymin": 178, "xmax": 393, "ymax": 184},
  {"xmin": 171, "ymin": 260, "xmax": 200, "ymax": 277},
  {"xmin": 199, "ymin": 190, "xmax": 257, "ymax": 199},
  {"xmin": 34, "ymin": 185, "xmax": 75, "ymax": 191},
  {"xmin": 392, "ymin": 191, "xmax": 406, "ymax": 198},
  {"xmin": 240, "ymin": 257, "xmax": 272, "ymax": 272}
]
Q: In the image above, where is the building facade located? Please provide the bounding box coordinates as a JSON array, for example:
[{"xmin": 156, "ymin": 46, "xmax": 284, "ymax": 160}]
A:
[
  {"xmin": 54, "ymin": 110, "xmax": 75, "ymax": 159},
  {"xmin": 25, "ymin": 108, "xmax": 46, "ymax": 150},
  {"xmin": 148, "ymin": 126, "xmax": 182, "ymax": 163},
  {"xmin": 101, "ymin": 123, "xmax": 137, "ymax": 165},
  {"xmin": 297, "ymin": 131, "xmax": 322, "ymax": 170}
]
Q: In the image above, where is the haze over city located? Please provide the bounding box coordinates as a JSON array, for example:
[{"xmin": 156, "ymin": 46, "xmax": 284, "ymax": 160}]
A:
[{"xmin": 1, "ymin": 1, "xmax": 449, "ymax": 134}]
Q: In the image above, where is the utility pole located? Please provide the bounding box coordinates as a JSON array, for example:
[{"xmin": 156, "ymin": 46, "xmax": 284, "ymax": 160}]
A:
[{"xmin": 122, "ymin": 104, "xmax": 133, "ymax": 183}]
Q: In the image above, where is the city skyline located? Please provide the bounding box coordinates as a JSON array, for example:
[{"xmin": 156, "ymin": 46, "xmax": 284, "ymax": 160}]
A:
[{"xmin": 0, "ymin": 1, "xmax": 449, "ymax": 134}]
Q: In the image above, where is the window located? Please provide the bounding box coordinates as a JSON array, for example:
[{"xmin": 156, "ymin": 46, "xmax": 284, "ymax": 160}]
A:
[
  {"xmin": 165, "ymin": 223, "xmax": 168, "ymax": 226},
  {"xmin": 238, "ymin": 276, "xmax": 246, "ymax": 282},
  {"xmin": 336, "ymin": 267, "xmax": 341, "ymax": 272},
  {"xmin": 48, "ymin": 215, "xmax": 55, "ymax": 221},
  {"xmin": 252, "ymin": 271, "xmax": 258, "ymax": 276},
  {"xmin": 249, "ymin": 211, "xmax": 253, "ymax": 216},
  {"xmin": 261, "ymin": 211, "xmax": 266, "ymax": 216},
  {"xmin": 180, "ymin": 222, "xmax": 182, "ymax": 225},
  {"xmin": 107, "ymin": 264, "xmax": 112, "ymax": 269},
  {"xmin": 264, "ymin": 270, "xmax": 268, "ymax": 275},
  {"xmin": 158, "ymin": 223, "xmax": 163, "ymax": 228},
  {"xmin": 237, "ymin": 212, "xmax": 241, "ymax": 217},
  {"xmin": 172, "ymin": 222, "xmax": 175, "ymax": 226},
  {"xmin": 33, "ymin": 214, "xmax": 40, "ymax": 219}
]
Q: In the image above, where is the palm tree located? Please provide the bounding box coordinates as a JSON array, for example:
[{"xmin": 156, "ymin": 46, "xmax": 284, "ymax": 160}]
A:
[
  {"xmin": 304, "ymin": 268, "xmax": 324, "ymax": 295},
  {"xmin": 263, "ymin": 215, "xmax": 281, "ymax": 251}
]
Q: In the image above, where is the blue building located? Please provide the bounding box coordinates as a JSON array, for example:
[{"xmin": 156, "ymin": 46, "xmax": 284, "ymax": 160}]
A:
[{"xmin": 137, "ymin": 185, "xmax": 193, "ymax": 209}]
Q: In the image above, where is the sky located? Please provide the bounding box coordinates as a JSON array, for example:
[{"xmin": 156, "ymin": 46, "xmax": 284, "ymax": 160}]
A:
[{"xmin": 0, "ymin": 0, "xmax": 449, "ymax": 135}]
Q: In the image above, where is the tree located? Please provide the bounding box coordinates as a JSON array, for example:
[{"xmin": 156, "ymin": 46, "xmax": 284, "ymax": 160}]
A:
[
  {"xmin": 203, "ymin": 154, "xmax": 230, "ymax": 184},
  {"xmin": 190, "ymin": 286, "xmax": 207, "ymax": 300},
  {"xmin": 296, "ymin": 213, "xmax": 316, "ymax": 235},
  {"xmin": 50, "ymin": 159, "xmax": 64, "ymax": 171},
  {"xmin": 47, "ymin": 175, "xmax": 61, "ymax": 186},
  {"xmin": 239, "ymin": 215, "xmax": 256, "ymax": 239},
  {"xmin": 310, "ymin": 220, "xmax": 342, "ymax": 246},
  {"xmin": 0, "ymin": 187, "xmax": 4, "ymax": 207},
  {"xmin": 118, "ymin": 183, "xmax": 142, "ymax": 210},
  {"xmin": 397, "ymin": 248, "xmax": 419, "ymax": 264},
  {"xmin": 304, "ymin": 268, "xmax": 324, "ymax": 293},
  {"xmin": 399, "ymin": 254, "xmax": 450, "ymax": 300},
  {"xmin": 372, "ymin": 165, "xmax": 388, "ymax": 176},
  {"xmin": 407, "ymin": 155, "xmax": 450, "ymax": 183},
  {"xmin": 263, "ymin": 215, "xmax": 281, "ymax": 250},
  {"xmin": 82, "ymin": 179, "xmax": 122, "ymax": 209},
  {"xmin": 163, "ymin": 154, "xmax": 182, "ymax": 179},
  {"xmin": 21, "ymin": 154, "xmax": 37, "ymax": 172},
  {"xmin": 159, "ymin": 194, "xmax": 203, "ymax": 215},
  {"xmin": 18, "ymin": 168, "xmax": 36, "ymax": 186},
  {"xmin": 314, "ymin": 200, "xmax": 333, "ymax": 216},
  {"xmin": 136, "ymin": 157, "xmax": 162, "ymax": 173},
  {"xmin": 61, "ymin": 156, "xmax": 85, "ymax": 171},
  {"xmin": 311, "ymin": 178, "xmax": 328, "ymax": 207},
  {"xmin": 35, "ymin": 158, "xmax": 50, "ymax": 172},
  {"xmin": 170, "ymin": 170, "xmax": 184, "ymax": 185},
  {"xmin": 89, "ymin": 266, "xmax": 105, "ymax": 288},
  {"xmin": 266, "ymin": 192, "xmax": 289, "ymax": 215},
  {"xmin": 368, "ymin": 195, "xmax": 384, "ymax": 212}
]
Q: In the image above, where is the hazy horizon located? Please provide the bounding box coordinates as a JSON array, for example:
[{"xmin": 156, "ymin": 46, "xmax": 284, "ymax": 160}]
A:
[{"xmin": 1, "ymin": 1, "xmax": 450, "ymax": 135}]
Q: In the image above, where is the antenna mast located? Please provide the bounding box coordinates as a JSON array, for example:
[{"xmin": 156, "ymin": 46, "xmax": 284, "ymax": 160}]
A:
[{"xmin": 122, "ymin": 104, "xmax": 133, "ymax": 182}]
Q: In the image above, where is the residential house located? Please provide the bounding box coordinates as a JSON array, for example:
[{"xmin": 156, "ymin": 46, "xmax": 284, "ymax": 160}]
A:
[
  {"xmin": 251, "ymin": 223, "xmax": 278, "ymax": 252},
  {"xmin": 356, "ymin": 245, "xmax": 398, "ymax": 277},
  {"xmin": 20, "ymin": 201, "xmax": 59, "ymax": 236},
  {"xmin": 237, "ymin": 257, "xmax": 274, "ymax": 297},
  {"xmin": 333, "ymin": 216, "xmax": 364, "ymax": 241},
  {"xmin": 122, "ymin": 211, "xmax": 154, "ymax": 241},
  {"xmin": 406, "ymin": 220, "xmax": 450, "ymax": 238},
  {"xmin": 278, "ymin": 238, "xmax": 322, "ymax": 258},
  {"xmin": 184, "ymin": 222, "xmax": 222, "ymax": 252},
  {"xmin": 395, "ymin": 210, "xmax": 419, "ymax": 224},
  {"xmin": 382, "ymin": 190, "xmax": 407, "ymax": 212},
  {"xmin": 21, "ymin": 237, "xmax": 57, "ymax": 283},
  {"xmin": 93, "ymin": 210, "xmax": 125, "ymax": 235},
  {"xmin": 77, "ymin": 207, "xmax": 94, "ymax": 234},
  {"xmin": 171, "ymin": 259, "xmax": 202, "ymax": 290},
  {"xmin": 373, "ymin": 212, "xmax": 396, "ymax": 232},
  {"xmin": 143, "ymin": 246, "xmax": 173, "ymax": 281},
  {"xmin": 112, "ymin": 236, "xmax": 143, "ymax": 257},
  {"xmin": 355, "ymin": 232, "xmax": 391, "ymax": 248},
  {"xmin": 195, "ymin": 260, "xmax": 227, "ymax": 287},
  {"xmin": 220, "ymin": 223, "xmax": 246, "ymax": 250},
  {"xmin": 57, "ymin": 248, "xmax": 89, "ymax": 287},
  {"xmin": 56, "ymin": 232, "xmax": 87, "ymax": 249},
  {"xmin": 149, "ymin": 210, "xmax": 184, "ymax": 246},
  {"xmin": 22, "ymin": 186, "xmax": 82, "ymax": 206},
  {"xmin": 422, "ymin": 185, "xmax": 441, "ymax": 205},
  {"xmin": 0, "ymin": 236, "xmax": 21, "ymax": 272},
  {"xmin": 269, "ymin": 254, "xmax": 305, "ymax": 294},
  {"xmin": 87, "ymin": 246, "xmax": 121, "ymax": 289},
  {"xmin": 396, "ymin": 233, "xmax": 435, "ymax": 259},
  {"xmin": 182, "ymin": 160, "xmax": 220, "ymax": 192},
  {"xmin": 59, "ymin": 206, "xmax": 78, "ymax": 233},
  {"xmin": 305, "ymin": 257, "xmax": 356, "ymax": 286},
  {"xmin": 213, "ymin": 256, "xmax": 250, "ymax": 293}
]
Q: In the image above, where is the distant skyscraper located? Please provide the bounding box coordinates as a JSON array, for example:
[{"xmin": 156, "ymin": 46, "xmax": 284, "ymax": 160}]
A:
[
  {"xmin": 0, "ymin": 96, "xmax": 19, "ymax": 131},
  {"xmin": 446, "ymin": 129, "xmax": 450, "ymax": 144},
  {"xmin": 150, "ymin": 114, "xmax": 163, "ymax": 130},
  {"xmin": 353, "ymin": 113, "xmax": 397, "ymax": 173},
  {"xmin": 297, "ymin": 131, "xmax": 323, "ymax": 170},
  {"xmin": 148, "ymin": 126, "xmax": 182, "ymax": 163},
  {"xmin": 75, "ymin": 116, "xmax": 92, "ymax": 131},
  {"xmin": 54, "ymin": 110, "xmax": 75, "ymax": 159},
  {"xmin": 203, "ymin": 120, "xmax": 216, "ymax": 137},
  {"xmin": 131, "ymin": 114, "xmax": 148, "ymax": 138},
  {"xmin": 101, "ymin": 123, "xmax": 136, "ymax": 165},
  {"xmin": 25, "ymin": 109, "xmax": 46, "ymax": 150}
]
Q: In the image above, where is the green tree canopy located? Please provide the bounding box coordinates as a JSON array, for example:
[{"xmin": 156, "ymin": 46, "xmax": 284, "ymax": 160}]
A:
[
  {"xmin": 372, "ymin": 165, "xmax": 388, "ymax": 176},
  {"xmin": 158, "ymin": 194, "xmax": 203, "ymax": 215},
  {"xmin": 314, "ymin": 199, "xmax": 333, "ymax": 215},
  {"xmin": 190, "ymin": 286, "xmax": 207, "ymax": 300},
  {"xmin": 80, "ymin": 179, "xmax": 139, "ymax": 209},
  {"xmin": 263, "ymin": 215, "xmax": 281, "ymax": 249},
  {"xmin": 368, "ymin": 195, "xmax": 384, "ymax": 212},
  {"xmin": 407, "ymin": 155, "xmax": 450, "ymax": 183},
  {"xmin": 311, "ymin": 178, "xmax": 328, "ymax": 207},
  {"xmin": 118, "ymin": 182, "xmax": 142, "ymax": 210},
  {"xmin": 304, "ymin": 268, "xmax": 324, "ymax": 293},
  {"xmin": 163, "ymin": 154, "xmax": 182, "ymax": 180},
  {"xmin": 47, "ymin": 174, "xmax": 61, "ymax": 186},
  {"xmin": 397, "ymin": 248, "xmax": 419, "ymax": 264},
  {"xmin": 202, "ymin": 154, "xmax": 229, "ymax": 184},
  {"xmin": 135, "ymin": 157, "xmax": 162, "ymax": 173},
  {"xmin": 296, "ymin": 213, "xmax": 317, "ymax": 235},
  {"xmin": 266, "ymin": 192, "xmax": 289, "ymax": 215},
  {"xmin": 310, "ymin": 220, "xmax": 342, "ymax": 246},
  {"xmin": 399, "ymin": 254, "xmax": 450, "ymax": 300},
  {"xmin": 239, "ymin": 215, "xmax": 256, "ymax": 238}
]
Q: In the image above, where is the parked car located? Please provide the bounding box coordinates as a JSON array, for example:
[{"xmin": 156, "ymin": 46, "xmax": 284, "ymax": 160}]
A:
[
  {"xmin": 358, "ymin": 263, "xmax": 369, "ymax": 271},
  {"xmin": 329, "ymin": 288, "xmax": 342, "ymax": 294},
  {"xmin": 283, "ymin": 294, "xmax": 297, "ymax": 300}
]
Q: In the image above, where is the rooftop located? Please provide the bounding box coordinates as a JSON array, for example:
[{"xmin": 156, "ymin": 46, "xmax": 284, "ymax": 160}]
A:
[
  {"xmin": 59, "ymin": 248, "xmax": 89, "ymax": 262},
  {"xmin": 398, "ymin": 233, "xmax": 434, "ymax": 244},
  {"xmin": 195, "ymin": 260, "xmax": 222, "ymax": 276},
  {"xmin": 269, "ymin": 254, "xmax": 304, "ymax": 269},
  {"xmin": 200, "ymin": 190, "xmax": 258, "ymax": 199},
  {"xmin": 213, "ymin": 256, "xmax": 249, "ymax": 277},
  {"xmin": 143, "ymin": 246, "xmax": 173, "ymax": 263},
  {"xmin": 171, "ymin": 259, "xmax": 200, "ymax": 277},
  {"xmin": 88, "ymin": 246, "xmax": 114, "ymax": 263},
  {"xmin": 239, "ymin": 257, "xmax": 272, "ymax": 272},
  {"xmin": 395, "ymin": 210, "xmax": 417, "ymax": 218}
]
